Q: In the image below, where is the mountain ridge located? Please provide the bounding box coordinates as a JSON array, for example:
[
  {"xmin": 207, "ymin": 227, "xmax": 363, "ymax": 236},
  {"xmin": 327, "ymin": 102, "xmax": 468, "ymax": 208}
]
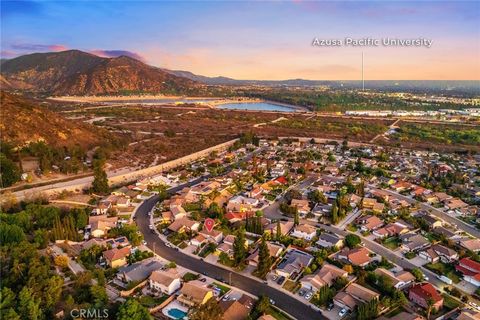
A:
[{"xmin": 1, "ymin": 50, "xmax": 204, "ymax": 96}]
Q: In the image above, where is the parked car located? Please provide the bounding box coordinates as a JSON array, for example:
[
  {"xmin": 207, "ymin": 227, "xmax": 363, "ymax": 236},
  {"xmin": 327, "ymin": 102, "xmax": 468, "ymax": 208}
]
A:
[
  {"xmin": 298, "ymin": 289, "xmax": 306, "ymax": 297},
  {"xmin": 272, "ymin": 275, "xmax": 278, "ymax": 281},
  {"xmin": 276, "ymin": 276, "xmax": 286, "ymax": 285},
  {"xmin": 339, "ymin": 308, "xmax": 348, "ymax": 317},
  {"xmin": 305, "ymin": 292, "xmax": 313, "ymax": 300},
  {"xmin": 327, "ymin": 302, "xmax": 334, "ymax": 311},
  {"xmin": 269, "ymin": 299, "xmax": 275, "ymax": 305}
]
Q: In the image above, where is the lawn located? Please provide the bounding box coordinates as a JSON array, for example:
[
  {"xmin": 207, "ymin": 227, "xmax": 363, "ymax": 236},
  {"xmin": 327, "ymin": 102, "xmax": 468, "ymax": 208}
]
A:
[
  {"xmin": 267, "ymin": 307, "xmax": 295, "ymax": 320},
  {"xmin": 382, "ymin": 237, "xmax": 401, "ymax": 250},
  {"xmin": 212, "ymin": 282, "xmax": 231, "ymax": 296},
  {"xmin": 425, "ymin": 262, "xmax": 461, "ymax": 283},
  {"xmin": 442, "ymin": 294, "xmax": 463, "ymax": 310},
  {"xmin": 138, "ymin": 295, "xmax": 168, "ymax": 307},
  {"xmin": 282, "ymin": 280, "xmax": 300, "ymax": 293}
]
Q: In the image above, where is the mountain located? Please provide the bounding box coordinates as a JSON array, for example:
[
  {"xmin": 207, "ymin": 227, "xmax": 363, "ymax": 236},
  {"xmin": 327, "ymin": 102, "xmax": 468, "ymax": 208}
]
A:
[
  {"xmin": 1, "ymin": 50, "xmax": 204, "ymax": 96},
  {"xmin": 0, "ymin": 91, "xmax": 102, "ymax": 148}
]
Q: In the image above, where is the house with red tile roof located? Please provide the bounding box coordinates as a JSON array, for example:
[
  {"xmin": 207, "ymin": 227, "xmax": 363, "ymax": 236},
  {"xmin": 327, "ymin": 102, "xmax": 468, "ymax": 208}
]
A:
[
  {"xmin": 456, "ymin": 258, "xmax": 480, "ymax": 287},
  {"xmin": 408, "ymin": 283, "xmax": 443, "ymax": 311}
]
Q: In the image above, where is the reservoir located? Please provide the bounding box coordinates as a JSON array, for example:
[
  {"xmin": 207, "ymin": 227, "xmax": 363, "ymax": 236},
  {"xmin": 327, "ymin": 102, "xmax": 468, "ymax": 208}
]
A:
[{"xmin": 218, "ymin": 102, "xmax": 297, "ymax": 112}]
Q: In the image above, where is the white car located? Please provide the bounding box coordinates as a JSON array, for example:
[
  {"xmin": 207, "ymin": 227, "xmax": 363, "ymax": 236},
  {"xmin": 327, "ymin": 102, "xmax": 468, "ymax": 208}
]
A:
[
  {"xmin": 304, "ymin": 292, "xmax": 313, "ymax": 300},
  {"xmin": 338, "ymin": 308, "xmax": 348, "ymax": 317}
]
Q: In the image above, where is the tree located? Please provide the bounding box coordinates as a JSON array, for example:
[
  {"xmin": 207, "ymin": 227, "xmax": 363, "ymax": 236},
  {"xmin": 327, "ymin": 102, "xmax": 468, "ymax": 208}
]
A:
[
  {"xmin": 276, "ymin": 221, "xmax": 282, "ymax": 241},
  {"xmin": 233, "ymin": 228, "xmax": 247, "ymax": 266},
  {"xmin": 116, "ymin": 299, "xmax": 152, "ymax": 320},
  {"xmin": 207, "ymin": 202, "xmax": 222, "ymax": 218},
  {"xmin": 426, "ymin": 297, "xmax": 435, "ymax": 320},
  {"xmin": 331, "ymin": 202, "xmax": 339, "ymax": 224},
  {"xmin": 92, "ymin": 159, "xmax": 109, "ymax": 194},
  {"xmin": 284, "ymin": 189, "xmax": 302, "ymax": 203},
  {"xmin": 312, "ymin": 285, "xmax": 334, "ymax": 307},
  {"xmin": 308, "ymin": 190, "xmax": 327, "ymax": 204},
  {"xmin": 411, "ymin": 267, "xmax": 424, "ymax": 282},
  {"xmin": 255, "ymin": 236, "xmax": 273, "ymax": 279},
  {"xmin": 294, "ymin": 210, "xmax": 299, "ymax": 226},
  {"xmin": 253, "ymin": 295, "xmax": 271, "ymax": 316},
  {"xmin": 17, "ymin": 287, "xmax": 40, "ymax": 320},
  {"xmin": 0, "ymin": 223, "xmax": 25, "ymax": 244},
  {"xmin": 190, "ymin": 297, "xmax": 224, "ymax": 320},
  {"xmin": 343, "ymin": 264, "xmax": 354, "ymax": 274},
  {"xmin": 54, "ymin": 255, "xmax": 69, "ymax": 269},
  {"xmin": 0, "ymin": 153, "xmax": 21, "ymax": 188},
  {"xmin": 345, "ymin": 234, "xmax": 361, "ymax": 248}
]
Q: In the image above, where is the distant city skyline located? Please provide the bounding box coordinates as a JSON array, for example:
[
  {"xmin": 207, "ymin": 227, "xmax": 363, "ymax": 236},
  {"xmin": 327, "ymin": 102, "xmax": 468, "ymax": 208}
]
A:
[{"xmin": 1, "ymin": 0, "xmax": 479, "ymax": 80}]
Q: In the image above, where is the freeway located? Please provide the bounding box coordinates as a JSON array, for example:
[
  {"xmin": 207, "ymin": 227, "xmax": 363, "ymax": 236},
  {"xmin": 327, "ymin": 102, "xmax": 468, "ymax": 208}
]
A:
[{"xmin": 135, "ymin": 195, "xmax": 325, "ymax": 320}]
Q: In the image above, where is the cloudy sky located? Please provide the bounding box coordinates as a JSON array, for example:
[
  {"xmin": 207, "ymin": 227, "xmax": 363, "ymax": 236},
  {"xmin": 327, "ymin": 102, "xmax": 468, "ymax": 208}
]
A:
[{"xmin": 1, "ymin": 1, "xmax": 479, "ymax": 80}]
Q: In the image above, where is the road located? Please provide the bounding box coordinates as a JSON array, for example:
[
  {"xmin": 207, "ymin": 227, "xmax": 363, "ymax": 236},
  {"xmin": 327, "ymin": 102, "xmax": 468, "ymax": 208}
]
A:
[
  {"xmin": 136, "ymin": 196, "xmax": 325, "ymax": 320},
  {"xmin": 380, "ymin": 189, "xmax": 480, "ymax": 238}
]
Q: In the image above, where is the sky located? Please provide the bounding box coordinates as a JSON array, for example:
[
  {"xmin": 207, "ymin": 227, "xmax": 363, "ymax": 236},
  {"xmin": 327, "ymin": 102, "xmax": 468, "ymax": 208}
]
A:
[{"xmin": 1, "ymin": 0, "xmax": 479, "ymax": 80}]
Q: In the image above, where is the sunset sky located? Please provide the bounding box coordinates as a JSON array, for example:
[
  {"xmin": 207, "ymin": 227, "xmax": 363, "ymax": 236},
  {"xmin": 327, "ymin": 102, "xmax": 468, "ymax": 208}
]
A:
[{"xmin": 1, "ymin": 1, "xmax": 479, "ymax": 80}]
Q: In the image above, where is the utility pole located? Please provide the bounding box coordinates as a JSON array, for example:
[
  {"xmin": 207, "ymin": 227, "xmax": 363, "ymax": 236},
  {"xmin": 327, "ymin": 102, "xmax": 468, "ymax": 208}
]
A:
[{"xmin": 362, "ymin": 51, "xmax": 365, "ymax": 91}]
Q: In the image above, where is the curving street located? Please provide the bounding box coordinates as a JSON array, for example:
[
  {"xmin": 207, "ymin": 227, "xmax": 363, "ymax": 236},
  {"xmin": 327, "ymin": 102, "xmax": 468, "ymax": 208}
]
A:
[{"xmin": 135, "ymin": 194, "xmax": 326, "ymax": 320}]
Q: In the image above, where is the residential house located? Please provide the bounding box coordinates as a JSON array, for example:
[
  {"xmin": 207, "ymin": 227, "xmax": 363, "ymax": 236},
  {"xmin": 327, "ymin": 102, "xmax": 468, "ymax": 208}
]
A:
[
  {"xmin": 199, "ymin": 228, "xmax": 224, "ymax": 244},
  {"xmin": 88, "ymin": 215, "xmax": 118, "ymax": 238},
  {"xmin": 170, "ymin": 204, "xmax": 187, "ymax": 220},
  {"xmin": 374, "ymin": 268, "xmax": 414, "ymax": 289},
  {"xmin": 149, "ymin": 268, "xmax": 182, "ymax": 295},
  {"xmin": 226, "ymin": 195, "xmax": 258, "ymax": 212},
  {"xmin": 421, "ymin": 244, "xmax": 458, "ymax": 263},
  {"xmin": 373, "ymin": 221, "xmax": 410, "ymax": 238},
  {"xmin": 337, "ymin": 247, "xmax": 372, "ymax": 267},
  {"xmin": 300, "ymin": 264, "xmax": 348, "ymax": 292},
  {"xmin": 400, "ymin": 233, "xmax": 430, "ymax": 252},
  {"xmin": 391, "ymin": 181, "xmax": 414, "ymax": 192},
  {"xmin": 247, "ymin": 242, "xmax": 284, "ymax": 267},
  {"xmin": 290, "ymin": 224, "xmax": 317, "ymax": 241},
  {"xmin": 455, "ymin": 258, "xmax": 480, "ymax": 287},
  {"xmin": 168, "ymin": 217, "xmax": 200, "ymax": 233},
  {"xmin": 408, "ymin": 283, "xmax": 443, "ymax": 311},
  {"xmin": 334, "ymin": 283, "xmax": 380, "ymax": 311},
  {"xmin": 220, "ymin": 297, "xmax": 254, "ymax": 320},
  {"xmin": 117, "ymin": 258, "xmax": 163, "ymax": 283},
  {"xmin": 316, "ymin": 233, "xmax": 344, "ymax": 249},
  {"xmin": 103, "ymin": 246, "xmax": 131, "ymax": 268},
  {"xmin": 177, "ymin": 280, "xmax": 213, "ymax": 307},
  {"xmin": 459, "ymin": 239, "xmax": 480, "ymax": 253},
  {"xmin": 265, "ymin": 221, "xmax": 294, "ymax": 237},
  {"xmin": 356, "ymin": 215, "xmax": 384, "ymax": 232},
  {"xmin": 419, "ymin": 214, "xmax": 443, "ymax": 229},
  {"xmin": 291, "ymin": 199, "xmax": 311, "ymax": 215},
  {"xmin": 445, "ymin": 198, "xmax": 468, "ymax": 211},
  {"xmin": 275, "ymin": 249, "xmax": 313, "ymax": 279}
]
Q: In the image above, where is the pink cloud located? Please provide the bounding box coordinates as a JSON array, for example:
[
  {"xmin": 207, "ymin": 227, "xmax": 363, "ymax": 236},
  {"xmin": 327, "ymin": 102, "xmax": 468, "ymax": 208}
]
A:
[{"xmin": 10, "ymin": 43, "xmax": 68, "ymax": 52}]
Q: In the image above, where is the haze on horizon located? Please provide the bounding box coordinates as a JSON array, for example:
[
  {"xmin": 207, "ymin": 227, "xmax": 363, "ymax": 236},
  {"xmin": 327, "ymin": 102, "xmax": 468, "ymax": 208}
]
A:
[{"xmin": 1, "ymin": 0, "xmax": 479, "ymax": 81}]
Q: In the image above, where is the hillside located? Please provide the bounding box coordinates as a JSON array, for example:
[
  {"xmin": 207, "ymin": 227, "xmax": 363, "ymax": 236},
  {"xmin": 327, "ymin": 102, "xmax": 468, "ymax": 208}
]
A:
[
  {"xmin": 1, "ymin": 50, "xmax": 204, "ymax": 96},
  {"xmin": 0, "ymin": 91, "xmax": 101, "ymax": 148}
]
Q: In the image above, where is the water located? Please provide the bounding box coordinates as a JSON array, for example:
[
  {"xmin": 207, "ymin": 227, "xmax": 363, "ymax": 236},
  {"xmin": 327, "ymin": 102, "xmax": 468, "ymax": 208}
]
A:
[
  {"xmin": 167, "ymin": 308, "xmax": 188, "ymax": 319},
  {"xmin": 218, "ymin": 102, "xmax": 297, "ymax": 112}
]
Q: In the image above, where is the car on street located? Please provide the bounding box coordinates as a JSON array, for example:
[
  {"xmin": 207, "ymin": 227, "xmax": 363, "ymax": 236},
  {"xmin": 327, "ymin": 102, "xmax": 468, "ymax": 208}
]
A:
[{"xmin": 270, "ymin": 299, "xmax": 275, "ymax": 305}]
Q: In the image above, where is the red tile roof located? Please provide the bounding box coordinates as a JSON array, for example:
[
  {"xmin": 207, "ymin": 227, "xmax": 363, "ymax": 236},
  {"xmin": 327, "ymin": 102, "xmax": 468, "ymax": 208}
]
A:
[
  {"xmin": 458, "ymin": 258, "xmax": 480, "ymax": 273},
  {"xmin": 409, "ymin": 283, "xmax": 442, "ymax": 303}
]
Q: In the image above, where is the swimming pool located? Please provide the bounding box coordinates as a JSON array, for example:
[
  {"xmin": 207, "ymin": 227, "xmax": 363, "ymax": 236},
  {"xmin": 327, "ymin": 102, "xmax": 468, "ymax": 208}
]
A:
[{"xmin": 167, "ymin": 308, "xmax": 188, "ymax": 319}]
